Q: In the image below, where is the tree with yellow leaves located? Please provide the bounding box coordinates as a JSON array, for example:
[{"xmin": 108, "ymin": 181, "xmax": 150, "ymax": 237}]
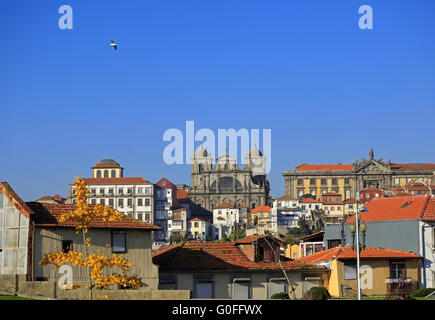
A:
[{"xmin": 39, "ymin": 177, "xmax": 143, "ymax": 299}]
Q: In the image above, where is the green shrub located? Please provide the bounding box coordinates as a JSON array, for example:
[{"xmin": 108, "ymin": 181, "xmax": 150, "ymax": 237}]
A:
[
  {"xmin": 270, "ymin": 292, "xmax": 289, "ymax": 299},
  {"xmin": 410, "ymin": 288, "xmax": 435, "ymax": 298},
  {"xmin": 302, "ymin": 287, "xmax": 331, "ymax": 300}
]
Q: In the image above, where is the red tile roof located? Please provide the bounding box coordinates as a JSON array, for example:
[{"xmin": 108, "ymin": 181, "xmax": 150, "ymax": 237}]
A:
[
  {"xmin": 299, "ymin": 246, "xmax": 421, "ymax": 263},
  {"xmin": 296, "ymin": 164, "xmax": 353, "ymax": 171},
  {"xmin": 251, "ymin": 205, "xmax": 272, "ymax": 213},
  {"xmin": 176, "ymin": 189, "xmax": 189, "ymax": 200},
  {"xmin": 156, "ymin": 177, "xmax": 175, "ymax": 189},
  {"xmin": 390, "ymin": 163, "xmax": 435, "ymax": 170},
  {"xmin": 295, "ymin": 163, "xmax": 435, "ymax": 172},
  {"xmin": 153, "ymin": 240, "xmax": 324, "ymax": 272},
  {"xmin": 92, "ymin": 161, "xmax": 122, "ymax": 168},
  {"xmin": 276, "ymin": 195, "xmax": 297, "ymax": 201},
  {"xmin": 214, "ymin": 203, "xmax": 235, "ymax": 209},
  {"xmin": 0, "ymin": 182, "xmax": 34, "ymax": 219},
  {"xmin": 346, "ymin": 195, "xmax": 431, "ymax": 223},
  {"xmin": 299, "ymin": 198, "xmax": 322, "ymax": 203},
  {"xmin": 27, "ymin": 202, "xmax": 161, "ymax": 230},
  {"xmin": 422, "ymin": 196, "xmax": 435, "ymax": 221},
  {"xmin": 83, "ymin": 177, "xmax": 151, "ymax": 185},
  {"xmin": 190, "ymin": 217, "xmax": 210, "ymax": 223}
]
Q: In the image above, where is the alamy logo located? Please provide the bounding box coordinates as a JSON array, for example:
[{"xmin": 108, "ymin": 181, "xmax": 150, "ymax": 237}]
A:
[
  {"xmin": 358, "ymin": 5, "xmax": 373, "ymax": 30},
  {"xmin": 163, "ymin": 121, "xmax": 271, "ymax": 174},
  {"xmin": 360, "ymin": 265, "xmax": 373, "ymax": 290},
  {"xmin": 58, "ymin": 5, "xmax": 73, "ymax": 30},
  {"xmin": 58, "ymin": 264, "xmax": 73, "ymax": 290}
]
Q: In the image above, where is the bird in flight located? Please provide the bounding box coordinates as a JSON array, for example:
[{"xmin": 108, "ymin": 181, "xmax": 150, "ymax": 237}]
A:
[{"xmin": 109, "ymin": 40, "xmax": 117, "ymax": 50}]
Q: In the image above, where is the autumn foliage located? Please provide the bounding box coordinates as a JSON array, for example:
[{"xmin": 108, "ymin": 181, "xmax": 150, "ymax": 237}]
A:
[{"xmin": 39, "ymin": 177, "xmax": 143, "ymax": 296}]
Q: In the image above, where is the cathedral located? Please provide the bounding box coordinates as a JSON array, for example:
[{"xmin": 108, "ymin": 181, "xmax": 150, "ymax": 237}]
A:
[{"xmin": 189, "ymin": 145, "xmax": 270, "ymax": 212}]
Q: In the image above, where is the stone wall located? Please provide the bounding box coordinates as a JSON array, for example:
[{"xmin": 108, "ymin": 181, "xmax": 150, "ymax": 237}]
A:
[{"xmin": 0, "ymin": 275, "xmax": 190, "ymax": 300}]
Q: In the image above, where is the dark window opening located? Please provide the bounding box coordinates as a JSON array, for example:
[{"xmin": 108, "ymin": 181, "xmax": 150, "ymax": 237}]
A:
[
  {"xmin": 62, "ymin": 240, "xmax": 73, "ymax": 253},
  {"xmin": 112, "ymin": 231, "xmax": 126, "ymax": 253}
]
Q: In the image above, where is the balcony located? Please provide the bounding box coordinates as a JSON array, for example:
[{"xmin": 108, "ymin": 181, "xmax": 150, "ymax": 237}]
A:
[{"xmin": 386, "ymin": 278, "xmax": 415, "ymax": 294}]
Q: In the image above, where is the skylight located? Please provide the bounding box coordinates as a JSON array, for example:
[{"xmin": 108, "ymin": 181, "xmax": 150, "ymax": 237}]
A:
[{"xmin": 401, "ymin": 201, "xmax": 412, "ymax": 208}]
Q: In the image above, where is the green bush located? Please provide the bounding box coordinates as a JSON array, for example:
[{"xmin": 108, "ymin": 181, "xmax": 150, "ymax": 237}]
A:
[
  {"xmin": 385, "ymin": 293, "xmax": 415, "ymax": 300},
  {"xmin": 410, "ymin": 288, "xmax": 435, "ymax": 298},
  {"xmin": 270, "ymin": 292, "xmax": 289, "ymax": 299},
  {"xmin": 302, "ymin": 287, "xmax": 331, "ymax": 300}
]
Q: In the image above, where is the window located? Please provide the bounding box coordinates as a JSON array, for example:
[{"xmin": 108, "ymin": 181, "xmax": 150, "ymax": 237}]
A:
[
  {"xmin": 100, "ymin": 199, "xmax": 105, "ymax": 205},
  {"xmin": 297, "ymin": 179, "xmax": 304, "ymax": 186},
  {"xmin": 194, "ymin": 222, "xmax": 199, "ymax": 228},
  {"xmin": 96, "ymin": 170, "xmax": 101, "ymax": 178},
  {"xmin": 194, "ymin": 276, "xmax": 214, "ymax": 298},
  {"xmin": 118, "ymin": 188, "xmax": 123, "ymax": 195},
  {"xmin": 109, "ymin": 199, "xmax": 114, "ymax": 207},
  {"xmin": 344, "ymin": 178, "xmax": 350, "ymax": 185},
  {"xmin": 394, "ymin": 178, "xmax": 400, "ymax": 185},
  {"xmin": 268, "ymin": 278, "xmax": 286, "ymax": 299},
  {"xmin": 321, "ymin": 179, "xmax": 327, "ymax": 186},
  {"xmin": 104, "ymin": 170, "xmax": 109, "ymax": 178},
  {"xmin": 91, "ymin": 199, "xmax": 96, "ymax": 205},
  {"xmin": 137, "ymin": 188, "xmax": 143, "ymax": 194},
  {"xmin": 91, "ymin": 189, "xmax": 96, "ymax": 196},
  {"xmin": 310, "ymin": 179, "xmax": 316, "ymax": 186},
  {"xmin": 145, "ymin": 198, "xmax": 150, "ymax": 206},
  {"xmin": 128, "ymin": 199, "xmax": 133, "ymax": 207},
  {"xmin": 111, "ymin": 170, "xmax": 116, "ymax": 178},
  {"xmin": 328, "ymin": 240, "xmax": 341, "ymax": 248},
  {"xmin": 118, "ymin": 199, "xmax": 124, "ymax": 207},
  {"xmin": 159, "ymin": 276, "xmax": 177, "ymax": 290},
  {"xmin": 233, "ymin": 277, "xmax": 251, "ymax": 299},
  {"xmin": 100, "ymin": 188, "xmax": 105, "ymax": 196},
  {"xmin": 109, "ymin": 188, "xmax": 114, "ymax": 196},
  {"xmin": 112, "ymin": 231, "xmax": 126, "ymax": 253},
  {"xmin": 390, "ymin": 262, "xmax": 405, "ymax": 279},
  {"xmin": 62, "ymin": 240, "xmax": 73, "ymax": 253},
  {"xmin": 344, "ymin": 262, "xmax": 357, "ymax": 280},
  {"xmin": 332, "ymin": 178, "xmax": 338, "ymax": 185},
  {"xmin": 137, "ymin": 213, "xmax": 143, "ymax": 221},
  {"xmin": 138, "ymin": 199, "xmax": 143, "ymax": 206}
]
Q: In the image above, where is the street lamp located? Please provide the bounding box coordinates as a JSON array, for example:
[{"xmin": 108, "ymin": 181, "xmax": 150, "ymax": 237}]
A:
[{"xmin": 350, "ymin": 194, "xmax": 367, "ymax": 300}]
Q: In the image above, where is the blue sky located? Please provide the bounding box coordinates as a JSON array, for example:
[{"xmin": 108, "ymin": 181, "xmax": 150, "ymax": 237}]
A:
[{"xmin": 1, "ymin": 0, "xmax": 435, "ymax": 201}]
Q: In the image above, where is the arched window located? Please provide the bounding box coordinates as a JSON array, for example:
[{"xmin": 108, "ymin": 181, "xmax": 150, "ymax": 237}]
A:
[
  {"xmin": 96, "ymin": 170, "xmax": 101, "ymax": 178},
  {"xmin": 104, "ymin": 170, "xmax": 109, "ymax": 178},
  {"xmin": 111, "ymin": 169, "xmax": 116, "ymax": 178}
]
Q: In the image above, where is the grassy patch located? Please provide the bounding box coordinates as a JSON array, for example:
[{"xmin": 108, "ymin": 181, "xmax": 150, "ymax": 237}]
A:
[{"xmin": 0, "ymin": 294, "xmax": 36, "ymax": 300}]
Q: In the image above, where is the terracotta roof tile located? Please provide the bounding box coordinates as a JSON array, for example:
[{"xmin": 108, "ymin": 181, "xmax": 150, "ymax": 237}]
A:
[
  {"xmin": 27, "ymin": 202, "xmax": 161, "ymax": 230},
  {"xmin": 346, "ymin": 195, "xmax": 430, "ymax": 223},
  {"xmin": 276, "ymin": 195, "xmax": 297, "ymax": 201},
  {"xmin": 299, "ymin": 198, "xmax": 322, "ymax": 203},
  {"xmin": 296, "ymin": 164, "xmax": 353, "ymax": 171},
  {"xmin": 250, "ymin": 205, "xmax": 272, "ymax": 213},
  {"xmin": 299, "ymin": 246, "xmax": 421, "ymax": 263},
  {"xmin": 83, "ymin": 177, "xmax": 151, "ymax": 185},
  {"xmin": 214, "ymin": 203, "xmax": 235, "ymax": 209},
  {"xmin": 153, "ymin": 240, "xmax": 323, "ymax": 272},
  {"xmin": 422, "ymin": 196, "xmax": 435, "ymax": 221},
  {"xmin": 176, "ymin": 189, "xmax": 189, "ymax": 200}
]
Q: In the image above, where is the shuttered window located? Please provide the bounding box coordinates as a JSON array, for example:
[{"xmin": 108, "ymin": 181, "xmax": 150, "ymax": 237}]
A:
[
  {"xmin": 344, "ymin": 262, "xmax": 357, "ymax": 280},
  {"xmin": 232, "ymin": 277, "xmax": 251, "ymax": 299},
  {"xmin": 268, "ymin": 278, "xmax": 287, "ymax": 299}
]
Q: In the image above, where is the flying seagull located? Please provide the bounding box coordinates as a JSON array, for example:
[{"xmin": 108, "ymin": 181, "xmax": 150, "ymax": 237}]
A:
[{"xmin": 109, "ymin": 40, "xmax": 117, "ymax": 50}]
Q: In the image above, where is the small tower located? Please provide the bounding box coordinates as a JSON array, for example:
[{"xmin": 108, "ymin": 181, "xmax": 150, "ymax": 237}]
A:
[
  {"xmin": 191, "ymin": 145, "xmax": 212, "ymax": 174},
  {"xmin": 244, "ymin": 144, "xmax": 266, "ymax": 176},
  {"xmin": 92, "ymin": 159, "xmax": 123, "ymax": 178}
]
